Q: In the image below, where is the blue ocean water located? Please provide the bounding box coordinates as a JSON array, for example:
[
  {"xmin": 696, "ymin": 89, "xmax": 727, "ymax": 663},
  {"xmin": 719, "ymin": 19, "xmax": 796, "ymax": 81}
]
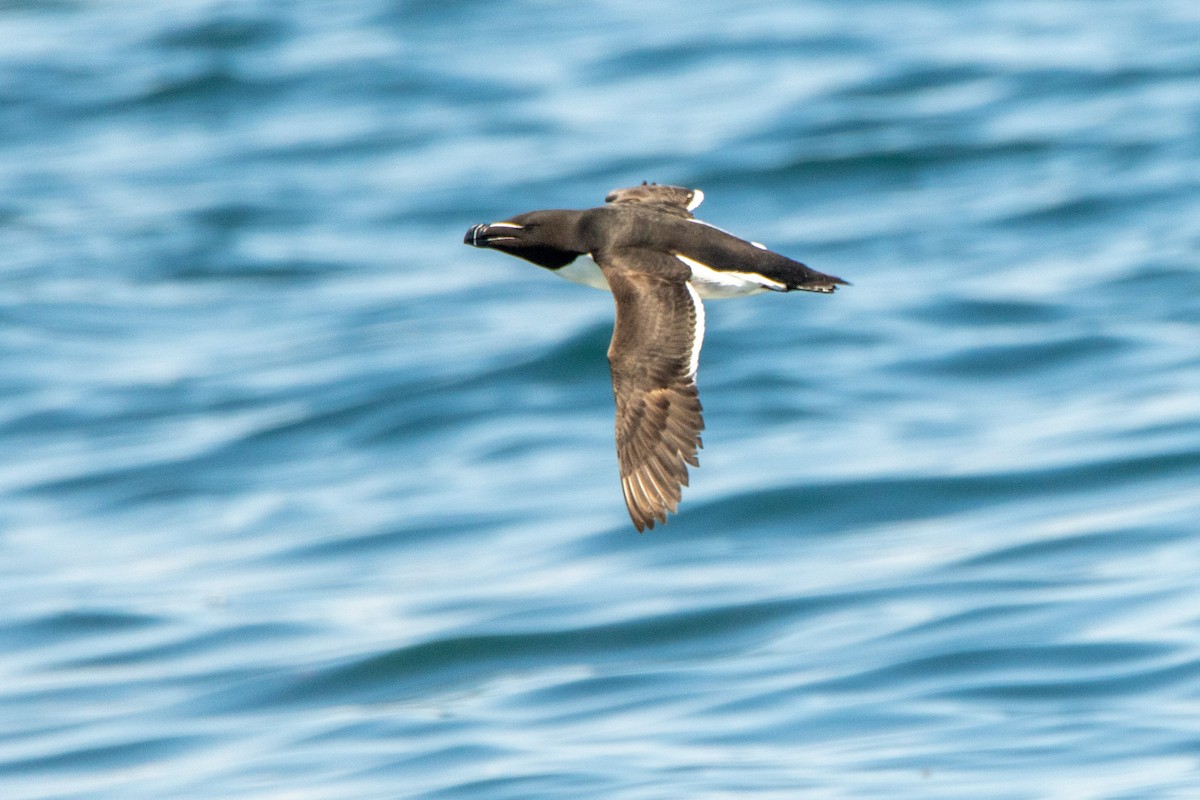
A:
[{"xmin": 2, "ymin": 1, "xmax": 1200, "ymax": 797}]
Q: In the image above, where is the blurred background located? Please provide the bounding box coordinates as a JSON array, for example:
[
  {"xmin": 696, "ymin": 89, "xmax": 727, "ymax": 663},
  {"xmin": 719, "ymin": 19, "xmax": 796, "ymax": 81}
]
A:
[{"xmin": 2, "ymin": 1, "xmax": 1199, "ymax": 798}]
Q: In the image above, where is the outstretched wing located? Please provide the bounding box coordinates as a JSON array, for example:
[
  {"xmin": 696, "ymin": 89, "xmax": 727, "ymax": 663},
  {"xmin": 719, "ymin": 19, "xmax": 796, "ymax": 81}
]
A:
[
  {"xmin": 604, "ymin": 182, "xmax": 704, "ymax": 218},
  {"xmin": 597, "ymin": 248, "xmax": 705, "ymax": 531}
]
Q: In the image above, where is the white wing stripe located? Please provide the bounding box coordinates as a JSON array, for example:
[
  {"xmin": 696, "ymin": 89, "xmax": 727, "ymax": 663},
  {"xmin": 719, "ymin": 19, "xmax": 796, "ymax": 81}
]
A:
[{"xmin": 684, "ymin": 281, "xmax": 704, "ymax": 379}]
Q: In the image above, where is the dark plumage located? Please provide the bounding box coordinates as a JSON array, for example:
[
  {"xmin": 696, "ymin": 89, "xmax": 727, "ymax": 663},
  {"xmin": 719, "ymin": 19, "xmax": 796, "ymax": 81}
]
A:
[{"xmin": 465, "ymin": 183, "xmax": 847, "ymax": 531}]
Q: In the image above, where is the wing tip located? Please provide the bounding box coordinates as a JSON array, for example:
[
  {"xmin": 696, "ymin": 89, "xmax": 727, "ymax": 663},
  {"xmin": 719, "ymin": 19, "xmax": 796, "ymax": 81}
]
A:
[{"xmin": 621, "ymin": 462, "xmax": 691, "ymax": 533}]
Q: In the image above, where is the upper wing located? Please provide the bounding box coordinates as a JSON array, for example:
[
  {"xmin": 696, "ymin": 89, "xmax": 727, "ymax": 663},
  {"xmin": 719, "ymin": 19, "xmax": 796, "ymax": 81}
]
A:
[
  {"xmin": 597, "ymin": 248, "xmax": 706, "ymax": 531},
  {"xmin": 604, "ymin": 182, "xmax": 704, "ymax": 218}
]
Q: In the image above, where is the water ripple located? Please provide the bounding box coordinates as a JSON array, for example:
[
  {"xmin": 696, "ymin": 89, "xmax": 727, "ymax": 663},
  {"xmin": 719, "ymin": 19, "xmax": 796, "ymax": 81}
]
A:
[{"xmin": 3, "ymin": 1, "xmax": 1200, "ymax": 798}]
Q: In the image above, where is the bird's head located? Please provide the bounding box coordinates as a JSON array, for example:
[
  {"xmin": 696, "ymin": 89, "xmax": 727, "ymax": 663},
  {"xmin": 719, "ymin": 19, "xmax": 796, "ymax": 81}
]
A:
[{"xmin": 463, "ymin": 210, "xmax": 582, "ymax": 269}]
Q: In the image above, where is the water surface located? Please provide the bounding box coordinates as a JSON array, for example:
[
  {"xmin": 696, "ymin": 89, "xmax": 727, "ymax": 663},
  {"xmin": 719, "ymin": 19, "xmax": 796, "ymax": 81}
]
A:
[{"xmin": 2, "ymin": 1, "xmax": 1200, "ymax": 798}]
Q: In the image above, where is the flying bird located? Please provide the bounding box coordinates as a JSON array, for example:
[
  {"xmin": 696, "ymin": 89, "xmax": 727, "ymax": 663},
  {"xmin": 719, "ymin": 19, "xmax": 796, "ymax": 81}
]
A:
[{"xmin": 464, "ymin": 183, "xmax": 847, "ymax": 531}]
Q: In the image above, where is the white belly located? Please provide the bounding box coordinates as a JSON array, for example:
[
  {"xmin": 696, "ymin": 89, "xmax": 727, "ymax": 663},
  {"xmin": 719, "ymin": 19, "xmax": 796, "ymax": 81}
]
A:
[
  {"xmin": 554, "ymin": 255, "xmax": 610, "ymax": 290},
  {"xmin": 674, "ymin": 253, "xmax": 783, "ymax": 299},
  {"xmin": 551, "ymin": 252, "xmax": 783, "ymax": 300}
]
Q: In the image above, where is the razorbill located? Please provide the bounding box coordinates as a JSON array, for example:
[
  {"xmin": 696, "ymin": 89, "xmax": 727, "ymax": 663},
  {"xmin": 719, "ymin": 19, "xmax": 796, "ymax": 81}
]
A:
[{"xmin": 464, "ymin": 182, "xmax": 848, "ymax": 532}]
